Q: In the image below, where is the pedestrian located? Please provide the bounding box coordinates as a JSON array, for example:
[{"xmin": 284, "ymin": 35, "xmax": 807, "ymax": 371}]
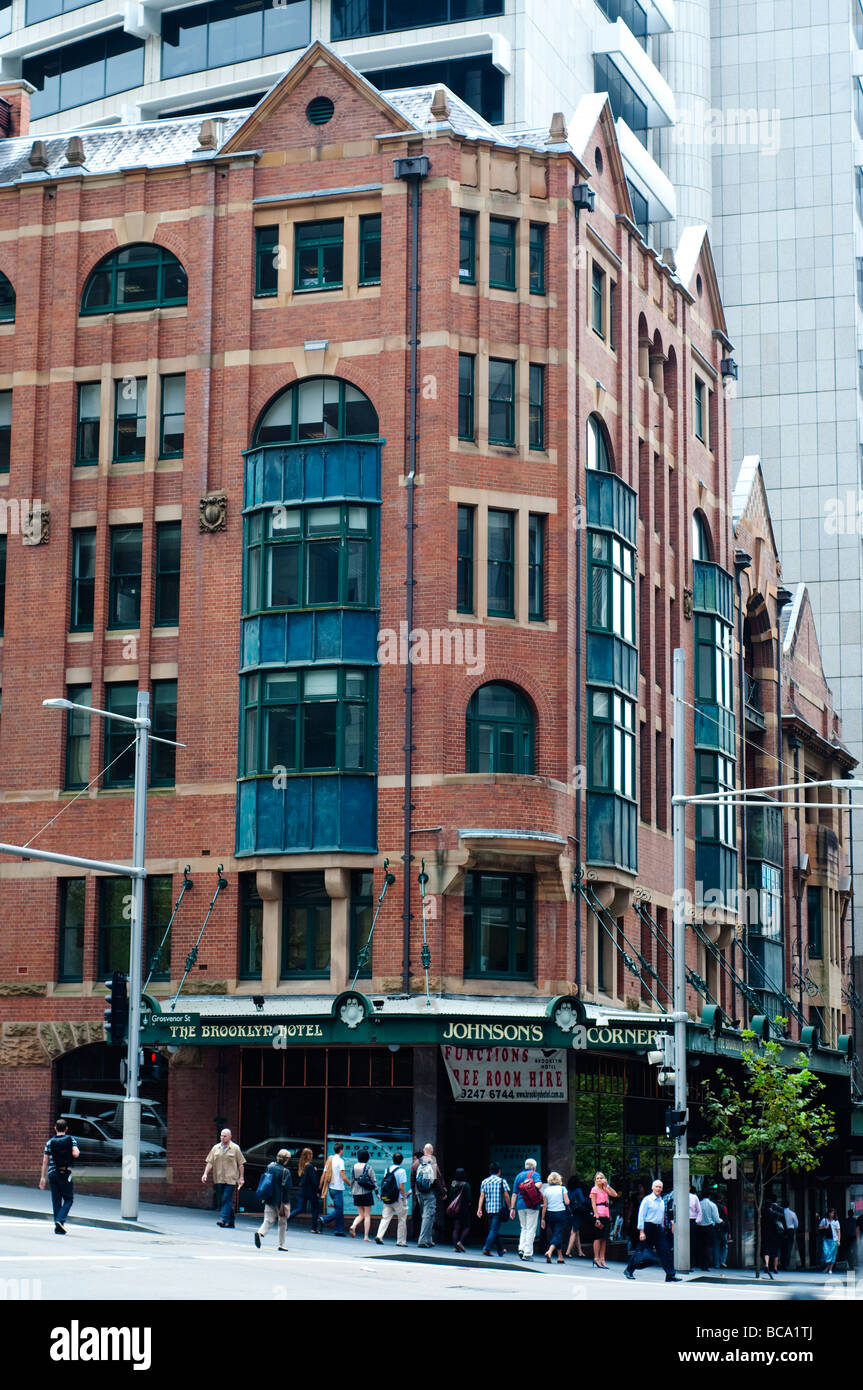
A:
[
  {"xmin": 253, "ymin": 1147, "xmax": 292, "ymax": 1251},
  {"xmin": 290, "ymin": 1147, "xmax": 322, "ymax": 1232},
  {"xmin": 761, "ymin": 1196, "xmax": 785, "ymax": 1279},
  {"xmin": 446, "ymin": 1167, "xmax": 472, "ymax": 1252},
  {"xmin": 625, "ymin": 1181, "xmax": 646, "ymax": 1251},
  {"xmin": 410, "ymin": 1150, "xmax": 424, "ymax": 1242},
  {"xmin": 696, "ymin": 1188, "xmax": 720, "ymax": 1270},
  {"xmin": 411, "ymin": 1142, "xmax": 446, "ymax": 1248},
  {"xmin": 320, "ymin": 1141, "xmax": 347, "ymax": 1236},
  {"xmin": 781, "ymin": 1202, "xmax": 798, "ymax": 1270},
  {"xmin": 715, "ymin": 1191, "xmax": 732, "ymax": 1268},
  {"xmin": 589, "ymin": 1171, "xmax": 619, "ymax": 1268},
  {"xmin": 688, "ymin": 1184, "xmax": 702, "ymax": 1263},
  {"xmin": 349, "ymin": 1148, "xmax": 378, "ymax": 1240},
  {"xmin": 376, "ymin": 1150, "xmax": 409, "ymax": 1246},
  {"xmin": 840, "ymin": 1208, "xmax": 858, "ymax": 1268},
  {"xmin": 565, "ymin": 1174, "xmax": 587, "ymax": 1258},
  {"xmin": 623, "ymin": 1179, "xmax": 680, "ymax": 1283},
  {"xmin": 513, "ymin": 1157, "xmax": 545, "ymax": 1260},
  {"xmin": 202, "ymin": 1128, "xmax": 245, "ymax": 1228},
  {"xmin": 39, "ymin": 1118, "xmax": 80, "ymax": 1235},
  {"xmin": 477, "ymin": 1161, "xmax": 512, "ymax": 1257},
  {"xmin": 819, "ymin": 1208, "xmax": 841, "ymax": 1274},
  {"xmin": 540, "ymin": 1171, "xmax": 570, "ymax": 1264}
]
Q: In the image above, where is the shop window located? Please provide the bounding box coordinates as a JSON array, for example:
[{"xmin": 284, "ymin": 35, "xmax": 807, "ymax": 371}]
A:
[
  {"xmin": 466, "ymin": 682, "xmax": 534, "ymax": 774},
  {"xmin": 81, "ymin": 243, "xmax": 186, "ymax": 315},
  {"xmin": 282, "ymin": 872, "xmax": 331, "ymax": 977},
  {"xmin": 463, "ymin": 870, "xmax": 532, "ymax": 979}
]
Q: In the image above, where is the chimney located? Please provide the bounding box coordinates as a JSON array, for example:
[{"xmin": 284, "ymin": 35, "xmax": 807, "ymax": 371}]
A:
[
  {"xmin": 65, "ymin": 135, "xmax": 86, "ymax": 166},
  {"xmin": 197, "ymin": 118, "xmax": 219, "ymax": 150},
  {"xmin": 546, "ymin": 111, "xmax": 568, "ymax": 144},
  {"xmin": 28, "ymin": 139, "xmax": 49, "ymax": 171},
  {"xmin": 0, "ymin": 81, "xmax": 33, "ymax": 138},
  {"xmin": 430, "ymin": 86, "xmax": 450, "ymax": 123}
]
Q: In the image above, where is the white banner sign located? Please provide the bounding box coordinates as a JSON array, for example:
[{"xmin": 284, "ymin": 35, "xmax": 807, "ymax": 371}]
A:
[{"xmin": 441, "ymin": 1044, "xmax": 567, "ymax": 1103}]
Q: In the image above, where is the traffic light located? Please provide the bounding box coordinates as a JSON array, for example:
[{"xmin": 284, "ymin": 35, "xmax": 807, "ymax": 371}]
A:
[
  {"xmin": 139, "ymin": 1048, "xmax": 167, "ymax": 1084},
  {"xmin": 648, "ymin": 1031, "xmax": 676, "ymax": 1086},
  {"xmin": 104, "ymin": 971, "xmax": 128, "ymax": 1046},
  {"xmin": 665, "ymin": 1106, "xmax": 688, "ymax": 1139}
]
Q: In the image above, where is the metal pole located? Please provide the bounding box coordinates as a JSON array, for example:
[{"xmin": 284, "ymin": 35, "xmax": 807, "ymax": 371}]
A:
[
  {"xmin": 121, "ymin": 689, "xmax": 149, "ymax": 1221},
  {"xmin": 672, "ymin": 648, "xmax": 690, "ymax": 1272}
]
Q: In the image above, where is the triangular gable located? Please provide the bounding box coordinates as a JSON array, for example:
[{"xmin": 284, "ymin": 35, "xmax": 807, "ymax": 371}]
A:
[
  {"xmin": 732, "ymin": 454, "xmax": 779, "ymax": 560},
  {"xmin": 220, "ymin": 39, "xmax": 417, "ymax": 157},
  {"xmin": 567, "ymin": 93, "xmax": 633, "ymax": 222},
  {"xmin": 783, "ymin": 583, "xmax": 825, "ymax": 672},
  {"xmin": 675, "ymin": 225, "xmax": 727, "ymax": 336}
]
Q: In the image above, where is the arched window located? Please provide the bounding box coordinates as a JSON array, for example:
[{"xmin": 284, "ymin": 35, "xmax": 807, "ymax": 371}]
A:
[
  {"xmin": 81, "ymin": 244, "xmax": 187, "ymax": 315},
  {"xmin": 692, "ymin": 511, "xmax": 711, "ymax": 561},
  {"xmin": 253, "ymin": 377, "xmax": 378, "ymax": 445},
  {"xmin": 586, "ymin": 413, "xmax": 612, "ymax": 471},
  {"xmin": 0, "ymin": 272, "xmax": 15, "ymax": 323},
  {"xmin": 466, "ymin": 683, "xmax": 535, "ymax": 774}
]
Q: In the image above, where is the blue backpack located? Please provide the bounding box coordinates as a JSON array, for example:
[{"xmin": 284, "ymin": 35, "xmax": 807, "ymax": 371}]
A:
[{"xmin": 256, "ymin": 1167, "xmax": 277, "ymax": 1205}]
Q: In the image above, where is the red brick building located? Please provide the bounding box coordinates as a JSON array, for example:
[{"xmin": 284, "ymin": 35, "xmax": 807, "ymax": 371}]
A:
[{"xmin": 0, "ymin": 44, "xmax": 852, "ymax": 1220}]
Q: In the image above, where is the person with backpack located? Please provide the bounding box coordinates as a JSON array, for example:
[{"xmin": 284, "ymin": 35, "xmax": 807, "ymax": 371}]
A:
[
  {"xmin": 411, "ymin": 1142, "xmax": 446, "ymax": 1248},
  {"xmin": 253, "ymin": 1147, "xmax": 292, "ymax": 1251},
  {"xmin": 445, "ymin": 1167, "xmax": 472, "ymax": 1252},
  {"xmin": 349, "ymin": 1148, "xmax": 378, "ymax": 1240},
  {"xmin": 376, "ymin": 1150, "xmax": 408, "ymax": 1246},
  {"xmin": 512, "ymin": 1156, "xmax": 544, "ymax": 1260},
  {"xmin": 39, "ymin": 1118, "xmax": 80, "ymax": 1234}
]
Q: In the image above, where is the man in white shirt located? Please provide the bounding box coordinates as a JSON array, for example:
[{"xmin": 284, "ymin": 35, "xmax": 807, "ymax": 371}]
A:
[
  {"xmin": 321, "ymin": 1142, "xmax": 347, "ymax": 1236},
  {"xmin": 696, "ymin": 1191, "xmax": 720, "ymax": 1270},
  {"xmin": 782, "ymin": 1204, "xmax": 799, "ymax": 1270},
  {"xmin": 688, "ymin": 1186, "xmax": 702, "ymax": 1266},
  {"xmin": 376, "ymin": 1150, "xmax": 409, "ymax": 1246}
]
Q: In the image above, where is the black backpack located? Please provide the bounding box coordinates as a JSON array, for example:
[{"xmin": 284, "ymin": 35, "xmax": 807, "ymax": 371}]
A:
[
  {"xmin": 48, "ymin": 1134, "xmax": 74, "ymax": 1171},
  {"xmin": 355, "ymin": 1163, "xmax": 376, "ymax": 1192}
]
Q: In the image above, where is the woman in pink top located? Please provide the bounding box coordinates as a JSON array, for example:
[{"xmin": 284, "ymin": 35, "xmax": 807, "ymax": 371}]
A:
[{"xmin": 589, "ymin": 1171, "xmax": 619, "ymax": 1268}]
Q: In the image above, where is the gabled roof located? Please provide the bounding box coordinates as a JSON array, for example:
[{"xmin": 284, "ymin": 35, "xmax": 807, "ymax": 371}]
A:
[
  {"xmin": 567, "ymin": 93, "xmax": 632, "ymax": 219},
  {"xmin": 675, "ymin": 224, "xmax": 728, "ymax": 336},
  {"xmin": 732, "ymin": 453, "xmax": 779, "ymax": 558}
]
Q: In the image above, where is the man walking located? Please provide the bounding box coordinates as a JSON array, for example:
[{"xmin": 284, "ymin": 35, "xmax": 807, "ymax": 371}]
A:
[
  {"xmin": 202, "ymin": 1127, "xmax": 245, "ymax": 1228},
  {"xmin": 781, "ymin": 1203, "xmax": 799, "ymax": 1270},
  {"xmin": 254, "ymin": 1148, "xmax": 292, "ymax": 1251},
  {"xmin": 477, "ymin": 1161, "xmax": 512, "ymax": 1257},
  {"xmin": 411, "ymin": 1143, "xmax": 446, "ymax": 1248},
  {"xmin": 39, "ymin": 1118, "xmax": 80, "ymax": 1234},
  {"xmin": 696, "ymin": 1188, "xmax": 720, "ymax": 1270},
  {"xmin": 376, "ymin": 1150, "xmax": 409, "ymax": 1246},
  {"xmin": 624, "ymin": 1180, "xmax": 680, "ymax": 1283},
  {"xmin": 320, "ymin": 1141, "xmax": 347, "ymax": 1236},
  {"xmin": 512, "ymin": 1157, "xmax": 543, "ymax": 1260},
  {"xmin": 688, "ymin": 1184, "xmax": 702, "ymax": 1264}
]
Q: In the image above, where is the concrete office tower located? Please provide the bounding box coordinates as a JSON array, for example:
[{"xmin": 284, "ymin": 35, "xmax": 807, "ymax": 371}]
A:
[
  {"xmin": 656, "ymin": 0, "xmax": 712, "ymax": 228},
  {"xmin": 708, "ymin": 0, "xmax": 863, "ymax": 917}
]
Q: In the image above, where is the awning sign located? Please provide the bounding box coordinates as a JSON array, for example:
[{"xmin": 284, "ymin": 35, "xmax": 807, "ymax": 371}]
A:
[{"xmin": 441, "ymin": 1045, "xmax": 567, "ymax": 1102}]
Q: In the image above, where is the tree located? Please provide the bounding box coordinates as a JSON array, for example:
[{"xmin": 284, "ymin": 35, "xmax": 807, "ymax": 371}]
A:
[{"xmin": 695, "ymin": 1023, "xmax": 834, "ymax": 1276}]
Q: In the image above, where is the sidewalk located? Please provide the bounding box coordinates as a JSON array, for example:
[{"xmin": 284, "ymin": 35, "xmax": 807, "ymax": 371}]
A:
[{"xmin": 0, "ymin": 1183, "xmax": 850, "ymax": 1287}]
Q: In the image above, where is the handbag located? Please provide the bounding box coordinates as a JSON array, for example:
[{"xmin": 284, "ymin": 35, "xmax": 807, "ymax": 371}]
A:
[{"xmin": 446, "ymin": 1185, "xmax": 464, "ymax": 1219}]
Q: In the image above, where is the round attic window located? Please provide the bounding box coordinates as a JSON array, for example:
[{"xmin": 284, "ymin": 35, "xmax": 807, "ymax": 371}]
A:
[
  {"xmin": 595, "ymin": 147, "xmax": 603, "ymax": 174},
  {"xmin": 696, "ymin": 273, "xmax": 703, "ymax": 297},
  {"xmin": 306, "ymin": 97, "xmax": 335, "ymax": 126}
]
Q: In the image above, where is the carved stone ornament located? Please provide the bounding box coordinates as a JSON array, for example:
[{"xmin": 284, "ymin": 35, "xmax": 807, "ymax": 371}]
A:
[
  {"xmin": 200, "ymin": 492, "xmax": 227, "ymax": 533},
  {"xmin": 338, "ymin": 996, "xmax": 365, "ymax": 1030},
  {"xmin": 553, "ymin": 1001, "xmax": 579, "ymax": 1032},
  {"xmin": 22, "ymin": 501, "xmax": 49, "ymax": 546},
  {"xmin": 682, "ymin": 586, "xmax": 693, "ymax": 620}
]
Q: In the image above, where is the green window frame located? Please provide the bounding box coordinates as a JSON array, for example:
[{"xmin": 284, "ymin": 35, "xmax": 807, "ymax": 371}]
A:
[
  {"xmin": 70, "ymin": 528, "xmax": 95, "ymax": 631},
  {"xmin": 528, "ymin": 513, "xmax": 545, "ymax": 621},
  {"xmin": 76, "ymin": 382, "xmax": 101, "ymax": 465},
  {"xmin": 466, "ymin": 682, "xmax": 535, "ymax": 774},
  {"xmin": 65, "ymin": 683, "xmax": 91, "ymax": 790},
  {"xmin": 243, "ymin": 503, "xmax": 374, "ymax": 614},
  {"xmin": 588, "ymin": 531, "xmax": 635, "ymax": 644},
  {"xmin": 463, "ymin": 870, "xmax": 532, "ymax": 980},
  {"xmin": 457, "ymin": 504, "xmax": 475, "ymax": 614},
  {"xmin": 529, "ymin": 363, "xmax": 545, "ymax": 449},
  {"xmin": 349, "ymin": 869, "xmax": 374, "ymax": 979},
  {"xmin": 0, "ymin": 270, "xmax": 15, "ymax": 323},
  {"xmin": 98, "ymin": 876, "xmax": 132, "ymax": 975},
  {"xmin": 151, "ymin": 680, "xmax": 177, "ymax": 787},
  {"xmin": 487, "ymin": 508, "xmax": 515, "ymax": 617},
  {"xmin": 282, "ymin": 871, "xmax": 331, "ymax": 978},
  {"xmin": 113, "ymin": 377, "xmax": 147, "ymax": 462},
  {"xmin": 239, "ymin": 874, "xmax": 264, "ymax": 980},
  {"xmin": 81, "ymin": 244, "xmax": 187, "ymax": 316},
  {"xmin": 359, "ymin": 214, "xmax": 381, "ymax": 285},
  {"xmin": 253, "ymin": 377, "xmax": 378, "ymax": 444},
  {"xmin": 103, "ymin": 682, "xmax": 138, "ymax": 787},
  {"xmin": 255, "ymin": 225, "xmax": 279, "ymax": 297},
  {"xmin": 241, "ymin": 666, "xmax": 373, "ymax": 776},
  {"xmin": 459, "ymin": 211, "xmax": 476, "ymax": 283},
  {"xmin": 749, "ymin": 861, "xmax": 782, "ymax": 941},
  {"xmin": 146, "ymin": 875, "xmax": 173, "ymax": 981},
  {"xmin": 293, "ymin": 219, "xmax": 344, "ymax": 292},
  {"xmin": 155, "ymin": 521, "xmax": 181, "ymax": 628},
  {"xmin": 488, "ymin": 358, "xmax": 515, "ymax": 445},
  {"xmin": 807, "ymin": 885, "xmax": 823, "ymax": 958},
  {"xmin": 589, "ymin": 688, "xmax": 636, "ymax": 799},
  {"xmin": 0, "ymin": 534, "xmax": 5, "ymax": 635},
  {"xmin": 159, "ymin": 374, "xmax": 185, "ymax": 458},
  {"xmin": 694, "ymin": 376, "xmax": 705, "ymax": 441},
  {"xmin": 529, "ymin": 222, "xmax": 546, "ymax": 294},
  {"xmin": 108, "ymin": 525, "xmax": 142, "ymax": 629},
  {"xmin": 0, "ymin": 389, "xmax": 10, "ymax": 474},
  {"xmin": 591, "ymin": 262, "xmax": 605, "ymax": 336},
  {"xmin": 458, "ymin": 353, "xmax": 475, "ymax": 441},
  {"xmin": 58, "ymin": 877, "xmax": 85, "ymax": 983},
  {"xmin": 695, "ymin": 615, "xmax": 733, "ymax": 710},
  {"xmin": 695, "ymin": 751, "xmax": 735, "ymax": 848},
  {"xmin": 489, "ymin": 216, "xmax": 516, "ymax": 290}
]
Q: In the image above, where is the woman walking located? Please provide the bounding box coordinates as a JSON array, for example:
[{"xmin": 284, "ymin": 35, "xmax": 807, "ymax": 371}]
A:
[
  {"xmin": 761, "ymin": 1196, "xmax": 785, "ymax": 1279},
  {"xmin": 589, "ymin": 1171, "xmax": 619, "ymax": 1268},
  {"xmin": 446, "ymin": 1168, "xmax": 472, "ymax": 1252},
  {"xmin": 565, "ymin": 1175, "xmax": 588, "ymax": 1258},
  {"xmin": 349, "ymin": 1148, "xmax": 378, "ymax": 1240},
  {"xmin": 820, "ymin": 1208, "xmax": 841, "ymax": 1274},
  {"xmin": 541, "ymin": 1172, "xmax": 570, "ymax": 1264},
  {"xmin": 292, "ymin": 1148, "xmax": 322, "ymax": 1233}
]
